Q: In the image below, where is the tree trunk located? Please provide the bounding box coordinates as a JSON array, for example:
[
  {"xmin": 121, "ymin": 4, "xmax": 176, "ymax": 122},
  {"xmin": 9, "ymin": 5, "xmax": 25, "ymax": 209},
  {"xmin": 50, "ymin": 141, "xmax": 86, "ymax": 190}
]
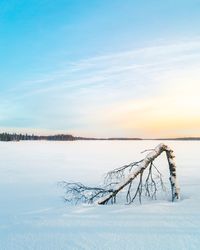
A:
[{"xmin": 97, "ymin": 143, "xmax": 180, "ymax": 205}]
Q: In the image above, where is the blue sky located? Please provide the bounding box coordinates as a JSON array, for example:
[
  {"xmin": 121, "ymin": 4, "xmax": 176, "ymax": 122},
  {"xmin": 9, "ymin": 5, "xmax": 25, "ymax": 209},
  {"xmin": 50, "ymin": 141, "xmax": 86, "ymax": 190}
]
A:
[{"xmin": 0, "ymin": 0, "xmax": 200, "ymax": 137}]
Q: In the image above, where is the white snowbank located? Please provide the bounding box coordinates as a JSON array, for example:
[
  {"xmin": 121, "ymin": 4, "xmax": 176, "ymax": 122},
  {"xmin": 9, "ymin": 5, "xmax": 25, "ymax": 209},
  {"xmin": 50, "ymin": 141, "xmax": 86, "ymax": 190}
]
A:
[{"xmin": 0, "ymin": 140, "xmax": 200, "ymax": 250}]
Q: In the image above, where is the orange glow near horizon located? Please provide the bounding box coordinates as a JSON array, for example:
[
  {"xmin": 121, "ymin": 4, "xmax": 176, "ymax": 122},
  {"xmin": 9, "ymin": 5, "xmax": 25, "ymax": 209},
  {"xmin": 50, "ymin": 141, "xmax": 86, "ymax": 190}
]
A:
[{"xmin": 98, "ymin": 71, "xmax": 200, "ymax": 138}]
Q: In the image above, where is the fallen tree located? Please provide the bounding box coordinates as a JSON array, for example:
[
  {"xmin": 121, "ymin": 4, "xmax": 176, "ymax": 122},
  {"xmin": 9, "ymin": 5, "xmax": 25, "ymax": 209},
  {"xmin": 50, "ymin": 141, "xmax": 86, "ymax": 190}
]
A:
[{"xmin": 61, "ymin": 143, "xmax": 180, "ymax": 205}]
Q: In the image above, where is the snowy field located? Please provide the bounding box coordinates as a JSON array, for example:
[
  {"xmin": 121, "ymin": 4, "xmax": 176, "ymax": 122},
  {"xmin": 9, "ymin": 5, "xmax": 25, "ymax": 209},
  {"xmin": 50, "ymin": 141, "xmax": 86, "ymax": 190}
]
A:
[{"xmin": 0, "ymin": 140, "xmax": 200, "ymax": 250}]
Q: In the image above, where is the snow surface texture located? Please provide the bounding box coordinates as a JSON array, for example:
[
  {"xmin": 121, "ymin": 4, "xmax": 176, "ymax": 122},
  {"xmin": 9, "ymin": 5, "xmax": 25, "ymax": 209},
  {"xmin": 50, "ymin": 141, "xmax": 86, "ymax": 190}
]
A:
[{"xmin": 0, "ymin": 141, "xmax": 200, "ymax": 250}]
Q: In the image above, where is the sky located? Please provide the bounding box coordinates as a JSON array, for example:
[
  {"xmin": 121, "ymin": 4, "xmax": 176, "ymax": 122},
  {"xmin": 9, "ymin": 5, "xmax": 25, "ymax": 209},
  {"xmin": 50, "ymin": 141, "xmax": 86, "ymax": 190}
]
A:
[{"xmin": 0, "ymin": 0, "xmax": 200, "ymax": 138}]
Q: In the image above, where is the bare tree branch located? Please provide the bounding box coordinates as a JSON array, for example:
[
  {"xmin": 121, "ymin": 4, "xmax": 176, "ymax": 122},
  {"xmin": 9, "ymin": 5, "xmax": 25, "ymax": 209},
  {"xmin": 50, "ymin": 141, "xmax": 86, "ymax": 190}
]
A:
[{"xmin": 61, "ymin": 143, "xmax": 180, "ymax": 205}]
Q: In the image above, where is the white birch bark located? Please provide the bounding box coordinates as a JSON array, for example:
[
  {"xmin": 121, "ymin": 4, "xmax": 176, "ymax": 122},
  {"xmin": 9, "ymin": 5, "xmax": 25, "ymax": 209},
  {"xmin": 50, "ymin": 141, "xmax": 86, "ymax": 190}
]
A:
[{"xmin": 97, "ymin": 143, "xmax": 180, "ymax": 205}]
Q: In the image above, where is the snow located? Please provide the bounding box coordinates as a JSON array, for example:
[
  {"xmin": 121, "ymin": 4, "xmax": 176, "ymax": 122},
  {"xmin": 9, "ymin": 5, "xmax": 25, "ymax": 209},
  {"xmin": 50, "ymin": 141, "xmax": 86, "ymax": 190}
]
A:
[{"xmin": 0, "ymin": 140, "xmax": 200, "ymax": 249}]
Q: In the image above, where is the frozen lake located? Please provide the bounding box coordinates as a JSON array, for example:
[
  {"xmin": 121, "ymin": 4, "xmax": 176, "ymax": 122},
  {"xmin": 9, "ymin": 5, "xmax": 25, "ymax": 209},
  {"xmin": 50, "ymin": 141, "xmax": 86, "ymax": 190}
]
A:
[{"xmin": 0, "ymin": 140, "xmax": 200, "ymax": 250}]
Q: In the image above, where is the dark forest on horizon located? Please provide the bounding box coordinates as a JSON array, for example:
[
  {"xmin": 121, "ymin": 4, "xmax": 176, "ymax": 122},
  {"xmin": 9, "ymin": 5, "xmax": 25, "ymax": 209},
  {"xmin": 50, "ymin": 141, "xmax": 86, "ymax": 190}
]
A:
[
  {"xmin": 0, "ymin": 132, "xmax": 142, "ymax": 141},
  {"xmin": 0, "ymin": 132, "xmax": 200, "ymax": 141},
  {"xmin": 0, "ymin": 133, "xmax": 75, "ymax": 141}
]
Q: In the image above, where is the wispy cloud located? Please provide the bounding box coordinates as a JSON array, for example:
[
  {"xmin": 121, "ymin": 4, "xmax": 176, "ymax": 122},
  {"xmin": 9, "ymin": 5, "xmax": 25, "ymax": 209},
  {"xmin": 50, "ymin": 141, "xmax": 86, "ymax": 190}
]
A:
[{"xmin": 1, "ymin": 38, "xmax": 200, "ymax": 136}]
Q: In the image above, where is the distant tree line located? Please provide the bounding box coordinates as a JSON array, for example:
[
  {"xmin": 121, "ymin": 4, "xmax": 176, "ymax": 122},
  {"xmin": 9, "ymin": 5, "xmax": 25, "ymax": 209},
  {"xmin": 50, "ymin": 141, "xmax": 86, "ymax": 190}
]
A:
[
  {"xmin": 0, "ymin": 133, "xmax": 75, "ymax": 141},
  {"xmin": 0, "ymin": 132, "xmax": 199, "ymax": 142}
]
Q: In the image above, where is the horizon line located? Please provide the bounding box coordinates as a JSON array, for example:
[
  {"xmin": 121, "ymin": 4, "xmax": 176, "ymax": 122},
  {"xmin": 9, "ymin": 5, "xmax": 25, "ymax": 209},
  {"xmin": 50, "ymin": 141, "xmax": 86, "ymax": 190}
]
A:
[{"xmin": 0, "ymin": 131, "xmax": 200, "ymax": 141}]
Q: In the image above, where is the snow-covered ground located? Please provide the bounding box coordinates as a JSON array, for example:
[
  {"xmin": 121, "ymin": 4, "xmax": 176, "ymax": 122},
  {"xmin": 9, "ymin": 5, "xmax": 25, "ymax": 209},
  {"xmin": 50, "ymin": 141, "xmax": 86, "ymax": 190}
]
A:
[{"xmin": 0, "ymin": 140, "xmax": 200, "ymax": 250}]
